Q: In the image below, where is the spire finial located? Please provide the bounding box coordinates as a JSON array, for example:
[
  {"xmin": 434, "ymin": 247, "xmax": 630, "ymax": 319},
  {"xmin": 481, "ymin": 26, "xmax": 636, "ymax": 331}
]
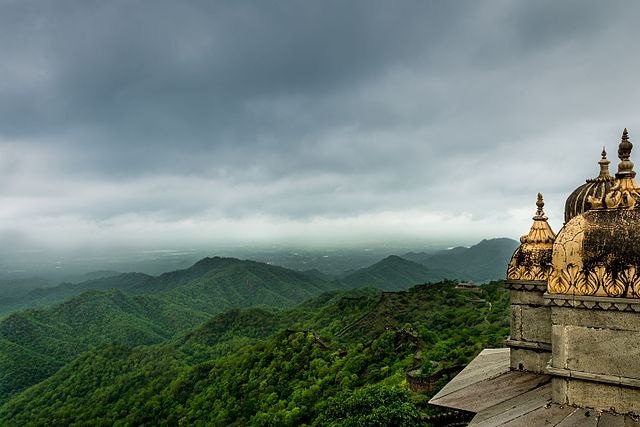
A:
[
  {"xmin": 518, "ymin": 192, "xmax": 555, "ymax": 245},
  {"xmin": 617, "ymin": 128, "xmax": 635, "ymax": 178},
  {"xmin": 595, "ymin": 146, "xmax": 613, "ymax": 180},
  {"xmin": 535, "ymin": 192, "xmax": 546, "ymax": 218},
  {"xmin": 536, "ymin": 193, "xmax": 544, "ymax": 216}
]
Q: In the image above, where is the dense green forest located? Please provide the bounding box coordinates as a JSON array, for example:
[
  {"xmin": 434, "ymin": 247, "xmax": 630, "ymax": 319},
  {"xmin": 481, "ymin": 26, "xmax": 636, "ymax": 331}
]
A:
[
  {"xmin": 0, "ymin": 257, "xmax": 349, "ymax": 402},
  {"xmin": 0, "ymin": 279, "xmax": 509, "ymax": 425}
]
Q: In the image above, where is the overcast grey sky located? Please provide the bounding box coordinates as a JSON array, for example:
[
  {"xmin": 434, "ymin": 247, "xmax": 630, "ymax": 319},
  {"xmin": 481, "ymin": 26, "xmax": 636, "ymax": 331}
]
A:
[{"xmin": 1, "ymin": 0, "xmax": 640, "ymax": 253}]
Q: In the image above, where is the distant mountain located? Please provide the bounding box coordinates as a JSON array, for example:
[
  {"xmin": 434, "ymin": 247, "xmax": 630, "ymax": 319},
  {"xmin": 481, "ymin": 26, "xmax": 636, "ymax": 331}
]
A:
[
  {"xmin": 0, "ymin": 277, "xmax": 53, "ymax": 301},
  {"xmin": 340, "ymin": 255, "xmax": 458, "ymax": 290},
  {"xmin": 0, "ymin": 257, "xmax": 337, "ymax": 316},
  {"xmin": 402, "ymin": 238, "xmax": 519, "ymax": 282},
  {"xmin": 62, "ymin": 270, "xmax": 122, "ymax": 283},
  {"xmin": 0, "ymin": 257, "xmax": 345, "ymax": 401},
  {"xmin": 300, "ymin": 268, "xmax": 337, "ymax": 282},
  {"xmin": 0, "ymin": 272, "xmax": 154, "ymax": 315}
]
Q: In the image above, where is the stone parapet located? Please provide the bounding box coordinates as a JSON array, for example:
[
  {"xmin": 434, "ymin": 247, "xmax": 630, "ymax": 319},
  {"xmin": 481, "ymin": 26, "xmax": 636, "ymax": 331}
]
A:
[
  {"xmin": 551, "ymin": 324, "xmax": 640, "ymax": 380},
  {"xmin": 505, "ymin": 339, "xmax": 551, "ymax": 351},
  {"xmin": 547, "ymin": 366, "xmax": 640, "ymax": 389},
  {"xmin": 507, "ymin": 282, "xmax": 551, "ymax": 373},
  {"xmin": 510, "ymin": 304, "xmax": 551, "ymax": 343},
  {"xmin": 544, "ymin": 293, "xmax": 640, "ymax": 312},
  {"xmin": 504, "ymin": 280, "xmax": 547, "ymax": 293},
  {"xmin": 548, "ymin": 294, "xmax": 640, "ymax": 414},
  {"xmin": 551, "ymin": 377, "xmax": 640, "ymax": 415}
]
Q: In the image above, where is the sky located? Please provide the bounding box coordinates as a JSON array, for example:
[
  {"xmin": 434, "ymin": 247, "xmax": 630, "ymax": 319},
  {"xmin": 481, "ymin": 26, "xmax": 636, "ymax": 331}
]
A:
[{"xmin": 2, "ymin": 0, "xmax": 640, "ymax": 259}]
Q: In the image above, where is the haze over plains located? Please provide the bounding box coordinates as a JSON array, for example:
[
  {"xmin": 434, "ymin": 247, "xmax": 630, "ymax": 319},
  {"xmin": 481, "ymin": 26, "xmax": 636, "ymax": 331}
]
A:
[{"xmin": 2, "ymin": 1, "xmax": 640, "ymax": 266}]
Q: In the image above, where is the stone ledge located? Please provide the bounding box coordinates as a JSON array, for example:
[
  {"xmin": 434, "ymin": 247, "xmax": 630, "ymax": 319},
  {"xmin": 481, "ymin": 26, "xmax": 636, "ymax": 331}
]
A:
[
  {"xmin": 544, "ymin": 293, "xmax": 640, "ymax": 312},
  {"xmin": 505, "ymin": 339, "xmax": 551, "ymax": 351},
  {"xmin": 505, "ymin": 280, "xmax": 547, "ymax": 292},
  {"xmin": 547, "ymin": 366, "xmax": 640, "ymax": 388}
]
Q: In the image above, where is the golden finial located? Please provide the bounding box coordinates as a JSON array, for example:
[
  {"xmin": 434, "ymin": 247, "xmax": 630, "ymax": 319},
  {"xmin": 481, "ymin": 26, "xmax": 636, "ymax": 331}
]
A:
[
  {"xmin": 597, "ymin": 146, "xmax": 612, "ymax": 180},
  {"xmin": 535, "ymin": 192, "xmax": 545, "ymax": 218},
  {"xmin": 617, "ymin": 128, "xmax": 635, "ymax": 178},
  {"xmin": 520, "ymin": 192, "xmax": 555, "ymax": 244}
]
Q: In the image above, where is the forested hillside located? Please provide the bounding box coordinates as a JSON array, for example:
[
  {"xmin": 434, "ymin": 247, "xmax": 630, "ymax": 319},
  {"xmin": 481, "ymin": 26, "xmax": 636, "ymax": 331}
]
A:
[
  {"xmin": 0, "ymin": 257, "xmax": 337, "ymax": 316},
  {"xmin": 340, "ymin": 255, "xmax": 460, "ymax": 290},
  {"xmin": 403, "ymin": 238, "xmax": 518, "ymax": 282},
  {"xmin": 0, "ymin": 281, "xmax": 509, "ymax": 425},
  {"xmin": 1, "ymin": 238, "xmax": 516, "ymax": 317},
  {"xmin": 0, "ymin": 258, "xmax": 347, "ymax": 401}
]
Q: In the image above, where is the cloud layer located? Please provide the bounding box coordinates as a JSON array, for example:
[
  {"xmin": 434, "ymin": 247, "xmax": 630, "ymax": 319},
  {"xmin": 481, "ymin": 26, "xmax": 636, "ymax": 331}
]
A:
[{"xmin": 2, "ymin": 0, "xmax": 640, "ymax": 253}]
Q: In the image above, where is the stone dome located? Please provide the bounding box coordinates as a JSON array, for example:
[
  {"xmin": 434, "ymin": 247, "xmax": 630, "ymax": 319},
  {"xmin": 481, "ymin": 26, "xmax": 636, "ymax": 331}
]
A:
[
  {"xmin": 506, "ymin": 193, "xmax": 556, "ymax": 282},
  {"xmin": 550, "ymin": 129, "xmax": 640, "ymax": 298},
  {"xmin": 564, "ymin": 148, "xmax": 615, "ymax": 224}
]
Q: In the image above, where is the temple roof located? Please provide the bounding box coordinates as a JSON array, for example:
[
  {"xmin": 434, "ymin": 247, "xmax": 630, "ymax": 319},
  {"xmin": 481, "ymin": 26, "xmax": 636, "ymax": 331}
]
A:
[
  {"xmin": 520, "ymin": 193, "xmax": 555, "ymax": 245},
  {"xmin": 564, "ymin": 148, "xmax": 615, "ymax": 224},
  {"xmin": 550, "ymin": 130, "xmax": 640, "ymax": 298},
  {"xmin": 506, "ymin": 194, "xmax": 555, "ymax": 282}
]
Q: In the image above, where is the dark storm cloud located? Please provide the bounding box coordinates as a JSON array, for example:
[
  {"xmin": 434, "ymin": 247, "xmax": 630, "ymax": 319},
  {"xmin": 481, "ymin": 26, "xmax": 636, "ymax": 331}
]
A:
[{"xmin": 2, "ymin": 0, "xmax": 640, "ymax": 249}]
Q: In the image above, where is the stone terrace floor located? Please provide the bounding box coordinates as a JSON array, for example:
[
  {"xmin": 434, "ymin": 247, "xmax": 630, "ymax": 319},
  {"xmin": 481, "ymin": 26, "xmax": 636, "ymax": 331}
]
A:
[{"xmin": 429, "ymin": 348, "xmax": 639, "ymax": 426}]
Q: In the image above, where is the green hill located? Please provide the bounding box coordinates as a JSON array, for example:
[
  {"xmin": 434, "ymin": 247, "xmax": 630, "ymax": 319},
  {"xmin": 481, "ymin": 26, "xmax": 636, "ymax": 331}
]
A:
[
  {"xmin": 156, "ymin": 259, "xmax": 339, "ymax": 313},
  {"xmin": 0, "ymin": 289, "xmax": 204, "ymax": 402},
  {"xmin": 340, "ymin": 255, "xmax": 459, "ymax": 290},
  {"xmin": 0, "ymin": 257, "xmax": 346, "ymax": 402},
  {"xmin": 0, "ymin": 281, "xmax": 509, "ymax": 425},
  {"xmin": 0, "ymin": 273, "xmax": 154, "ymax": 315},
  {"xmin": 403, "ymin": 238, "xmax": 518, "ymax": 282},
  {"xmin": 0, "ymin": 257, "xmax": 338, "ymax": 316}
]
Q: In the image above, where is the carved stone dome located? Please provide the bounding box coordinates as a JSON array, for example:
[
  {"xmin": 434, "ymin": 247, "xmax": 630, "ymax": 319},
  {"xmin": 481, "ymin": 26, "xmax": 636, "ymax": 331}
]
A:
[
  {"xmin": 564, "ymin": 148, "xmax": 615, "ymax": 224},
  {"xmin": 506, "ymin": 193, "xmax": 556, "ymax": 282},
  {"xmin": 550, "ymin": 129, "xmax": 640, "ymax": 298}
]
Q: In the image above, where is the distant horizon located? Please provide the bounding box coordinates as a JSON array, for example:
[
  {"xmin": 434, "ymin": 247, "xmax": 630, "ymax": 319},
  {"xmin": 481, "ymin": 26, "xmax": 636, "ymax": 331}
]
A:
[{"xmin": 0, "ymin": 235, "xmax": 518, "ymax": 280}]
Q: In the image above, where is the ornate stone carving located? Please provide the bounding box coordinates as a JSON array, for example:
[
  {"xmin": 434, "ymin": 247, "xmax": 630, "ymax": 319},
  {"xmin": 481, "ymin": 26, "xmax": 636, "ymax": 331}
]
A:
[
  {"xmin": 563, "ymin": 264, "xmax": 584, "ymax": 294},
  {"xmin": 547, "ymin": 264, "xmax": 640, "ymax": 298},
  {"xmin": 570, "ymin": 147, "xmax": 615, "ymax": 221},
  {"xmin": 545, "ymin": 293, "xmax": 640, "ymax": 312},
  {"xmin": 506, "ymin": 263, "xmax": 549, "ymax": 281},
  {"xmin": 504, "ymin": 281, "xmax": 546, "ymax": 292},
  {"xmin": 591, "ymin": 129, "xmax": 640, "ymax": 211},
  {"xmin": 519, "ymin": 193, "xmax": 556, "ymax": 245},
  {"xmin": 601, "ymin": 179, "xmax": 640, "ymax": 210},
  {"xmin": 615, "ymin": 266, "xmax": 640, "ymax": 298},
  {"xmin": 506, "ymin": 193, "xmax": 555, "ymax": 283},
  {"xmin": 583, "ymin": 265, "xmax": 609, "ymax": 295},
  {"xmin": 548, "ymin": 268, "xmax": 568, "ymax": 294}
]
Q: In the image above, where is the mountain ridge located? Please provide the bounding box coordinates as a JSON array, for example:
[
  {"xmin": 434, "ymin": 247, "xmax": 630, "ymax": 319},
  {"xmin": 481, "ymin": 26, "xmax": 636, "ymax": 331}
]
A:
[
  {"xmin": 339, "ymin": 255, "xmax": 458, "ymax": 290},
  {"xmin": 402, "ymin": 237, "xmax": 518, "ymax": 282},
  {"xmin": 0, "ymin": 257, "xmax": 346, "ymax": 401}
]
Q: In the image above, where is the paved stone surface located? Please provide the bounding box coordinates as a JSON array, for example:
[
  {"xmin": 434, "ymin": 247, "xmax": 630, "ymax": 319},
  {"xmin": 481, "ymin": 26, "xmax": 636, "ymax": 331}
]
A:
[
  {"xmin": 430, "ymin": 349, "xmax": 629, "ymax": 426},
  {"xmin": 429, "ymin": 348, "xmax": 510, "ymax": 402},
  {"xmin": 555, "ymin": 408, "xmax": 599, "ymax": 427},
  {"xmin": 430, "ymin": 349, "xmax": 550, "ymax": 413}
]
